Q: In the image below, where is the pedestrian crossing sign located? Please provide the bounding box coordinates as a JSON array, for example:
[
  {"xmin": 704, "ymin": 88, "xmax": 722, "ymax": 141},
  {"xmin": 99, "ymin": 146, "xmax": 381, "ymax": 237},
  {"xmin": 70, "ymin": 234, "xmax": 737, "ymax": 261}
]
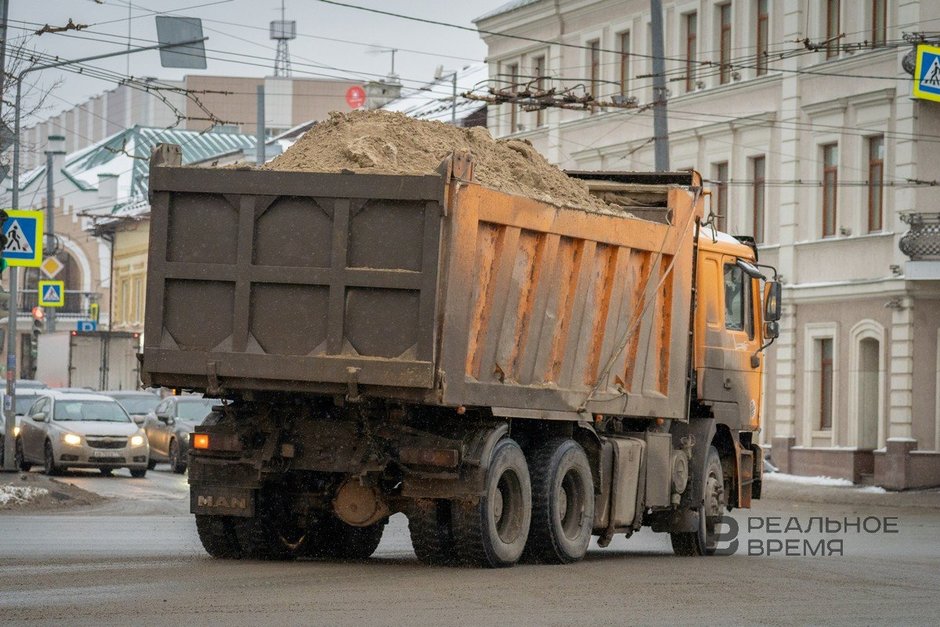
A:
[
  {"xmin": 38, "ymin": 279, "xmax": 65, "ymax": 307},
  {"xmin": 913, "ymin": 44, "xmax": 940, "ymax": 103},
  {"xmin": 1, "ymin": 209, "xmax": 43, "ymax": 267}
]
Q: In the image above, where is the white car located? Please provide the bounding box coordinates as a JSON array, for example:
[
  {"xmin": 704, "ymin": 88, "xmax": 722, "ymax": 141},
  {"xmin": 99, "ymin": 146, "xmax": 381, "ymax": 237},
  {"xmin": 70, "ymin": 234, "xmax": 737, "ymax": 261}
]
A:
[{"xmin": 14, "ymin": 391, "xmax": 150, "ymax": 477}]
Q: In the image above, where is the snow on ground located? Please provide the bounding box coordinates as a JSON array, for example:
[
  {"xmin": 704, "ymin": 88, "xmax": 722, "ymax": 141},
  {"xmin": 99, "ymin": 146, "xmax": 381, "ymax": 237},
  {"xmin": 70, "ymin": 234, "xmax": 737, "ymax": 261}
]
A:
[
  {"xmin": 0, "ymin": 485, "xmax": 50, "ymax": 507},
  {"xmin": 856, "ymin": 485, "xmax": 888, "ymax": 494},
  {"xmin": 765, "ymin": 473, "xmax": 855, "ymax": 487}
]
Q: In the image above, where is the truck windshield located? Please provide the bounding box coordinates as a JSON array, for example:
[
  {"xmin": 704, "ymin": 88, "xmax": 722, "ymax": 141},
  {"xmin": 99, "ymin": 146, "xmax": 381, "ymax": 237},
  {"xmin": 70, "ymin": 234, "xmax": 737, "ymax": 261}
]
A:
[{"xmin": 54, "ymin": 400, "xmax": 131, "ymax": 422}]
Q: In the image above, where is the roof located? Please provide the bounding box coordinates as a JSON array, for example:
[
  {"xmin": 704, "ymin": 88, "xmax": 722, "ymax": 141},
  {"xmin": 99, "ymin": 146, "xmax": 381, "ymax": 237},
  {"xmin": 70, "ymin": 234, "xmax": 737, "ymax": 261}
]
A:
[
  {"xmin": 41, "ymin": 390, "xmax": 118, "ymax": 402},
  {"xmin": 381, "ymin": 64, "xmax": 488, "ymax": 125},
  {"xmin": 474, "ymin": 0, "xmax": 542, "ymax": 22}
]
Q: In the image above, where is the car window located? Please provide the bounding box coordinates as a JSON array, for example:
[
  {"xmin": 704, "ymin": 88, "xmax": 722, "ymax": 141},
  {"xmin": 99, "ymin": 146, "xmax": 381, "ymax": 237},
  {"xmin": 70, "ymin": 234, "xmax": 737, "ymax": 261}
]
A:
[
  {"xmin": 53, "ymin": 400, "xmax": 131, "ymax": 422},
  {"xmin": 177, "ymin": 400, "xmax": 215, "ymax": 422},
  {"xmin": 114, "ymin": 395, "xmax": 161, "ymax": 415},
  {"xmin": 155, "ymin": 400, "xmax": 169, "ymax": 415},
  {"xmin": 16, "ymin": 395, "xmax": 40, "ymax": 415},
  {"xmin": 29, "ymin": 398, "xmax": 48, "ymax": 417}
]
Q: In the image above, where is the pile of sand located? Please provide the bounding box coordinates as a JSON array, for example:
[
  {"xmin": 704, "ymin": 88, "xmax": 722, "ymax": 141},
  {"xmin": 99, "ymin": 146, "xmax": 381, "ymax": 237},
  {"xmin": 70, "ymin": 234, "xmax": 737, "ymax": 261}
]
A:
[{"xmin": 263, "ymin": 110, "xmax": 613, "ymax": 213}]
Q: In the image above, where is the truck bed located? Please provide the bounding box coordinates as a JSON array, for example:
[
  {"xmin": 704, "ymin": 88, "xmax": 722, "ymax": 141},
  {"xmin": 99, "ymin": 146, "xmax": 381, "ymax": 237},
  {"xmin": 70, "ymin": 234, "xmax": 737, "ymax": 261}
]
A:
[{"xmin": 143, "ymin": 149, "xmax": 703, "ymax": 421}]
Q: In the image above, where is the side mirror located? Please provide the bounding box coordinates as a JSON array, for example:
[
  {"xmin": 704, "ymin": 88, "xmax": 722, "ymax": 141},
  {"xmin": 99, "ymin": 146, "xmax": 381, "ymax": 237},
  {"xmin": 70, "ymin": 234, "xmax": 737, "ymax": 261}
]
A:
[
  {"xmin": 132, "ymin": 415, "xmax": 146, "ymax": 425},
  {"xmin": 33, "ymin": 412, "xmax": 47, "ymax": 422},
  {"xmin": 763, "ymin": 320, "xmax": 779, "ymax": 340},
  {"xmin": 764, "ymin": 281, "xmax": 782, "ymax": 322},
  {"xmin": 158, "ymin": 414, "xmax": 174, "ymax": 425}
]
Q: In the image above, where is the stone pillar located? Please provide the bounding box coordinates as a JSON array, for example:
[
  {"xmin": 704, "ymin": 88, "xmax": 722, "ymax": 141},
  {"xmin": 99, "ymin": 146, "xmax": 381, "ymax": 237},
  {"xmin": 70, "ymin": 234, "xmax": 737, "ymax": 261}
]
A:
[
  {"xmin": 875, "ymin": 438, "xmax": 917, "ymax": 491},
  {"xmin": 888, "ymin": 297, "xmax": 914, "ymax": 439},
  {"xmin": 771, "ymin": 435, "xmax": 795, "ymax": 474}
]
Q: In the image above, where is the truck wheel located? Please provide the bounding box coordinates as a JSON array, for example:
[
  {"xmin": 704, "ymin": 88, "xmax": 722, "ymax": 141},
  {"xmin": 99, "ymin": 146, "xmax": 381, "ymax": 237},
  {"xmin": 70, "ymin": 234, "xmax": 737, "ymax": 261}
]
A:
[
  {"xmin": 522, "ymin": 438, "xmax": 594, "ymax": 564},
  {"xmin": 169, "ymin": 439, "xmax": 187, "ymax": 474},
  {"xmin": 671, "ymin": 445, "xmax": 726, "ymax": 556},
  {"xmin": 195, "ymin": 515, "xmax": 243, "ymax": 559},
  {"xmin": 15, "ymin": 438, "xmax": 32, "ymax": 471},
  {"xmin": 409, "ymin": 499, "xmax": 457, "ymax": 565},
  {"xmin": 43, "ymin": 441, "xmax": 62, "ymax": 476},
  {"xmin": 451, "ymin": 437, "xmax": 531, "ymax": 567},
  {"xmin": 301, "ymin": 515, "xmax": 386, "ymax": 561}
]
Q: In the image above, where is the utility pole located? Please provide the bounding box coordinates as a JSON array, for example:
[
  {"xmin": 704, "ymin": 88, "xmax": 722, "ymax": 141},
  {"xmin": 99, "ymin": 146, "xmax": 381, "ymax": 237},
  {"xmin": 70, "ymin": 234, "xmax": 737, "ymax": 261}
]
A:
[
  {"xmin": 451, "ymin": 71, "xmax": 457, "ymax": 125},
  {"xmin": 650, "ymin": 0, "xmax": 670, "ymax": 171},
  {"xmin": 45, "ymin": 136, "xmax": 64, "ymax": 332},
  {"xmin": 256, "ymin": 84, "xmax": 265, "ymax": 164}
]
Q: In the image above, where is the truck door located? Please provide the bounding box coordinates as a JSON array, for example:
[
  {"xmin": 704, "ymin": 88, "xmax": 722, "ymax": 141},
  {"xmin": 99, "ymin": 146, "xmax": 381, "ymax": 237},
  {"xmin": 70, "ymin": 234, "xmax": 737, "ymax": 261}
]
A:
[{"xmin": 718, "ymin": 257, "xmax": 763, "ymax": 429}]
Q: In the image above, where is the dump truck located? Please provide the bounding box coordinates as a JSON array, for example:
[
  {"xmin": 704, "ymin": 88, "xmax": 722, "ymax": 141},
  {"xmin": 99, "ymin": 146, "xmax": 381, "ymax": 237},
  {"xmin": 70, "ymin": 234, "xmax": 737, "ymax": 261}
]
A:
[{"xmin": 142, "ymin": 144, "xmax": 780, "ymax": 566}]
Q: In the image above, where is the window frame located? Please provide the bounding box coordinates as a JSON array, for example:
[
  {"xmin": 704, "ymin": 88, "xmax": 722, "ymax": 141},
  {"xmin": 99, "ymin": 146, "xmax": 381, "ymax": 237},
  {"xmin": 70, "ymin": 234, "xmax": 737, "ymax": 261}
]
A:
[
  {"xmin": 619, "ymin": 31, "xmax": 630, "ymax": 97},
  {"xmin": 507, "ymin": 62, "xmax": 519, "ymax": 133},
  {"xmin": 826, "ymin": 0, "xmax": 841, "ymax": 60},
  {"xmin": 822, "ymin": 143, "xmax": 839, "ymax": 237},
  {"xmin": 719, "ymin": 4, "xmax": 732, "ymax": 84},
  {"xmin": 588, "ymin": 39, "xmax": 601, "ymax": 112},
  {"xmin": 819, "ymin": 337, "xmax": 834, "ymax": 430},
  {"xmin": 867, "ymin": 135, "xmax": 884, "ymax": 233},
  {"xmin": 533, "ymin": 55, "xmax": 546, "ymax": 128},
  {"xmin": 713, "ymin": 161, "xmax": 729, "ymax": 232},
  {"xmin": 871, "ymin": 0, "xmax": 887, "ymax": 47},
  {"xmin": 756, "ymin": 0, "xmax": 769, "ymax": 76},
  {"xmin": 685, "ymin": 12, "xmax": 698, "ymax": 92},
  {"xmin": 751, "ymin": 155, "xmax": 766, "ymax": 244},
  {"xmin": 723, "ymin": 262, "xmax": 754, "ymax": 340}
]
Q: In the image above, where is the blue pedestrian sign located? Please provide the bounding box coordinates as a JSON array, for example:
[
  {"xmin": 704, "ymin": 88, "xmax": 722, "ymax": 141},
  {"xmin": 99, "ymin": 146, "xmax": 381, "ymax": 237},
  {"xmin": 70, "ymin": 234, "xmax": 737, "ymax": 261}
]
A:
[
  {"xmin": 76, "ymin": 320, "xmax": 98, "ymax": 332},
  {"xmin": 913, "ymin": 44, "xmax": 940, "ymax": 103},
  {"xmin": 1, "ymin": 209, "xmax": 44, "ymax": 267},
  {"xmin": 38, "ymin": 279, "xmax": 65, "ymax": 307}
]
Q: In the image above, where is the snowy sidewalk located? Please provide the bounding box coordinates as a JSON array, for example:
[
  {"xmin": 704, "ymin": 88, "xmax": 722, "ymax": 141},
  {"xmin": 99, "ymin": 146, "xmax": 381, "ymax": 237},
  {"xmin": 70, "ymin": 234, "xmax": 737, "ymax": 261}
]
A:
[{"xmin": 761, "ymin": 472, "xmax": 940, "ymax": 509}]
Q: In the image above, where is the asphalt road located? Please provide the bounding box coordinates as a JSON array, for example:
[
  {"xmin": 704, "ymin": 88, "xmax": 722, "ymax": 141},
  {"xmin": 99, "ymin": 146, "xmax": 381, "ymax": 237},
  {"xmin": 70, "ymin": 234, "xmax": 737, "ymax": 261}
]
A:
[{"xmin": 1, "ymin": 468, "xmax": 939, "ymax": 625}]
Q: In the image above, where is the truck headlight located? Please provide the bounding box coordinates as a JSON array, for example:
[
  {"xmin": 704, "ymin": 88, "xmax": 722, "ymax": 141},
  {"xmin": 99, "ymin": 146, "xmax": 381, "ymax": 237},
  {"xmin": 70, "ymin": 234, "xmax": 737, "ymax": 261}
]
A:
[
  {"xmin": 63, "ymin": 433, "xmax": 82, "ymax": 446},
  {"xmin": 130, "ymin": 435, "xmax": 145, "ymax": 447}
]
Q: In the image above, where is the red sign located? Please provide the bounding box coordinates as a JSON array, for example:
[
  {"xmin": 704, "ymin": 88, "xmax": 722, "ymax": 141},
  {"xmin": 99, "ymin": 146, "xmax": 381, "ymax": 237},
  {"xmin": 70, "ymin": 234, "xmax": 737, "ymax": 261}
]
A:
[{"xmin": 346, "ymin": 85, "xmax": 366, "ymax": 109}]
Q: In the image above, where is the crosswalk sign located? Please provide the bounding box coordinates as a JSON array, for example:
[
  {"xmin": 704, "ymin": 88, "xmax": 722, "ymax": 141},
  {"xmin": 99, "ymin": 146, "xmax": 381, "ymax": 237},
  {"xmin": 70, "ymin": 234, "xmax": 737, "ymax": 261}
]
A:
[
  {"xmin": 1, "ymin": 209, "xmax": 43, "ymax": 267},
  {"xmin": 38, "ymin": 279, "xmax": 65, "ymax": 307},
  {"xmin": 913, "ymin": 44, "xmax": 940, "ymax": 103}
]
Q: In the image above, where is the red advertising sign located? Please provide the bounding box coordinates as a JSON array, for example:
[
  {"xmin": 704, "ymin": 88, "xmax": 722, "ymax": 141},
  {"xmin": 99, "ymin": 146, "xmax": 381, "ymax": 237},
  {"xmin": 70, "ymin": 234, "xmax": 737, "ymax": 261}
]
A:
[{"xmin": 346, "ymin": 85, "xmax": 366, "ymax": 109}]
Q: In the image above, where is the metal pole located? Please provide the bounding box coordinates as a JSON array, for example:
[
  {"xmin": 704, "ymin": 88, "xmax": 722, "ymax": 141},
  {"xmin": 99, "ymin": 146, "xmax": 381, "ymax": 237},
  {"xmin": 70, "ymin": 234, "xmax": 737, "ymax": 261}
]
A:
[
  {"xmin": 257, "ymin": 84, "xmax": 265, "ymax": 164},
  {"xmin": 451, "ymin": 72, "xmax": 457, "ymax": 125},
  {"xmin": 650, "ymin": 0, "xmax": 670, "ymax": 172},
  {"xmin": 45, "ymin": 141, "xmax": 61, "ymax": 333},
  {"xmin": 1, "ymin": 38, "xmax": 207, "ymax": 471}
]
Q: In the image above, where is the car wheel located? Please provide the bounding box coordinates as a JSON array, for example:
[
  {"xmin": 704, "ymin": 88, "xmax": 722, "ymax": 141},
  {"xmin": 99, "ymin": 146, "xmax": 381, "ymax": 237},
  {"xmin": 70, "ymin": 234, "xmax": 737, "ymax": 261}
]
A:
[
  {"xmin": 169, "ymin": 439, "xmax": 186, "ymax": 474},
  {"xmin": 15, "ymin": 438, "xmax": 32, "ymax": 471},
  {"xmin": 43, "ymin": 441, "xmax": 62, "ymax": 476},
  {"xmin": 147, "ymin": 458, "xmax": 157, "ymax": 470},
  {"xmin": 99, "ymin": 467, "xmax": 114, "ymax": 476},
  {"xmin": 130, "ymin": 468, "xmax": 147, "ymax": 478}
]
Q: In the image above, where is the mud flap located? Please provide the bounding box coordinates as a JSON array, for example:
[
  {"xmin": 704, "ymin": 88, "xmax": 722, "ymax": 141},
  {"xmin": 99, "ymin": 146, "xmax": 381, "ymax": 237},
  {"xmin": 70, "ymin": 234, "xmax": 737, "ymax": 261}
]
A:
[{"xmin": 191, "ymin": 486, "xmax": 255, "ymax": 517}]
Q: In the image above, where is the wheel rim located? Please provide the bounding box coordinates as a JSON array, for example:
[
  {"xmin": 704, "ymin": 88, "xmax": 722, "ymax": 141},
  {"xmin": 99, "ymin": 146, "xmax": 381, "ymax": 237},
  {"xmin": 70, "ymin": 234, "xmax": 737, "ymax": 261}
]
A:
[
  {"xmin": 558, "ymin": 468, "xmax": 586, "ymax": 541},
  {"xmin": 493, "ymin": 469, "xmax": 524, "ymax": 544},
  {"xmin": 703, "ymin": 468, "xmax": 724, "ymax": 552}
]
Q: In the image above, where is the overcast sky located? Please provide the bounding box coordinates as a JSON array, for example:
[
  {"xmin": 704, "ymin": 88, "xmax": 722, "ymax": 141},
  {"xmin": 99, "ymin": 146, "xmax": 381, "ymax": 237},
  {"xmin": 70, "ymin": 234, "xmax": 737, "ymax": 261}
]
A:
[{"xmin": 8, "ymin": 0, "xmax": 510, "ymax": 124}]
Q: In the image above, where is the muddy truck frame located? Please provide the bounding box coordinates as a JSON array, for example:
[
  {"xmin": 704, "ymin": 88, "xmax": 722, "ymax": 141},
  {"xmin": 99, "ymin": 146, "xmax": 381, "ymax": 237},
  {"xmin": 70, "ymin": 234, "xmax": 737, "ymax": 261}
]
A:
[{"xmin": 141, "ymin": 144, "xmax": 781, "ymax": 566}]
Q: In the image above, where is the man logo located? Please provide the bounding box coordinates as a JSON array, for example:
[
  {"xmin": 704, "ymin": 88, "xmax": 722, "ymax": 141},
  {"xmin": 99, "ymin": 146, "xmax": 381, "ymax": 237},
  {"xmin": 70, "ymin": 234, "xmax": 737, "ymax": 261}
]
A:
[{"xmin": 197, "ymin": 495, "xmax": 247, "ymax": 509}]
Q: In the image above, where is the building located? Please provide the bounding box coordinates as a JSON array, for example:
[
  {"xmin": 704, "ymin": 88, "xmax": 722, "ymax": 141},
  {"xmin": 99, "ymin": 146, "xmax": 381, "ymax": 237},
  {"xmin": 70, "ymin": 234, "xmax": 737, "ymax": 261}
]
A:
[
  {"xmin": 19, "ymin": 75, "xmax": 362, "ymax": 171},
  {"xmin": 475, "ymin": 0, "xmax": 940, "ymax": 489},
  {"xmin": 381, "ymin": 63, "xmax": 489, "ymax": 127}
]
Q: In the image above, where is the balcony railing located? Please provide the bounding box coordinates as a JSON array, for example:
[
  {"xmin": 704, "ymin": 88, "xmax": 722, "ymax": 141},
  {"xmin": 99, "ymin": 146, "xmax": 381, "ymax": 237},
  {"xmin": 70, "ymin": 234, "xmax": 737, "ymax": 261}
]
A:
[
  {"xmin": 16, "ymin": 290, "xmax": 99, "ymax": 318},
  {"xmin": 900, "ymin": 212, "xmax": 940, "ymax": 260}
]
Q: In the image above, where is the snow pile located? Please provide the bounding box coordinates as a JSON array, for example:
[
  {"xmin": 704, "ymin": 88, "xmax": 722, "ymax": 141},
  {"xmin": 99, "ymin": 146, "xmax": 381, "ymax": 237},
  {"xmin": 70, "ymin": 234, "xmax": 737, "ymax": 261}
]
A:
[
  {"xmin": 765, "ymin": 473, "xmax": 855, "ymax": 487},
  {"xmin": 0, "ymin": 485, "xmax": 50, "ymax": 507}
]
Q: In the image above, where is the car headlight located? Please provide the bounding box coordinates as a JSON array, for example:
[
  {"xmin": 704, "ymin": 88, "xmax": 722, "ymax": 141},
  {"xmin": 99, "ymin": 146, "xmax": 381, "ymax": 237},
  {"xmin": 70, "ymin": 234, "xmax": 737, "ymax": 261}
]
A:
[
  {"xmin": 13, "ymin": 425, "xmax": 20, "ymax": 437},
  {"xmin": 130, "ymin": 434, "xmax": 145, "ymax": 447},
  {"xmin": 63, "ymin": 433, "xmax": 82, "ymax": 446}
]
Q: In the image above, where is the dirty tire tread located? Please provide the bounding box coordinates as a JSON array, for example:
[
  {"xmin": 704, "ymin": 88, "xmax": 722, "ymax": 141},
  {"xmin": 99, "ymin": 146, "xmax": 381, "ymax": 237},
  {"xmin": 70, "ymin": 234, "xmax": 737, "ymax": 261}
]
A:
[
  {"xmin": 169, "ymin": 439, "xmax": 186, "ymax": 474},
  {"xmin": 43, "ymin": 441, "xmax": 61, "ymax": 476},
  {"xmin": 301, "ymin": 517, "xmax": 385, "ymax": 560},
  {"xmin": 670, "ymin": 445, "xmax": 723, "ymax": 557},
  {"xmin": 521, "ymin": 438, "xmax": 594, "ymax": 565},
  {"xmin": 195, "ymin": 515, "xmax": 242, "ymax": 559},
  {"xmin": 451, "ymin": 438, "xmax": 531, "ymax": 568},
  {"xmin": 15, "ymin": 438, "xmax": 31, "ymax": 471},
  {"xmin": 409, "ymin": 500, "xmax": 456, "ymax": 565}
]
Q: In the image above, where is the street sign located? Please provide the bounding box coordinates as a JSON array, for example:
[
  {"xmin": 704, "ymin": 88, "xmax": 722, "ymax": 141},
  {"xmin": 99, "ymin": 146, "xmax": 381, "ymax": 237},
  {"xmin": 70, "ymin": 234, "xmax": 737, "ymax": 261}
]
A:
[
  {"xmin": 40, "ymin": 255, "xmax": 64, "ymax": 278},
  {"xmin": 76, "ymin": 320, "xmax": 97, "ymax": 332},
  {"xmin": 913, "ymin": 44, "xmax": 940, "ymax": 103},
  {"xmin": 346, "ymin": 85, "xmax": 366, "ymax": 109},
  {"xmin": 38, "ymin": 280, "xmax": 65, "ymax": 307},
  {"xmin": 1, "ymin": 209, "xmax": 43, "ymax": 267},
  {"xmin": 155, "ymin": 16, "xmax": 207, "ymax": 69}
]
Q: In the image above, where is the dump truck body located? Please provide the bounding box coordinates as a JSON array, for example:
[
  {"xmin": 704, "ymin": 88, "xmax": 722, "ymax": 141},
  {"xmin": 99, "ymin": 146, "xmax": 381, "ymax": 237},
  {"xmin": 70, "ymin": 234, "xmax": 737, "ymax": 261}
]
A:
[{"xmin": 142, "ymin": 144, "xmax": 779, "ymax": 567}]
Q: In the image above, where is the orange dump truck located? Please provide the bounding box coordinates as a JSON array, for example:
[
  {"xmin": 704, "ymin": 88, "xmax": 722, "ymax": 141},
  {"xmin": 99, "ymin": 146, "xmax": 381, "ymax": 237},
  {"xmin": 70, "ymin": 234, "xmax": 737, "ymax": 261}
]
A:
[{"xmin": 142, "ymin": 145, "xmax": 780, "ymax": 566}]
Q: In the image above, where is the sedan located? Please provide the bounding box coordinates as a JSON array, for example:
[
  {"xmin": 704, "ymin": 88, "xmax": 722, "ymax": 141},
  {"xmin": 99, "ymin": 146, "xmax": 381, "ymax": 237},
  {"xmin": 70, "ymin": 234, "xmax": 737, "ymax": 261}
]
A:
[
  {"xmin": 0, "ymin": 389, "xmax": 53, "ymax": 466},
  {"xmin": 104, "ymin": 390, "xmax": 162, "ymax": 426},
  {"xmin": 15, "ymin": 391, "xmax": 150, "ymax": 477},
  {"xmin": 144, "ymin": 395, "xmax": 217, "ymax": 473}
]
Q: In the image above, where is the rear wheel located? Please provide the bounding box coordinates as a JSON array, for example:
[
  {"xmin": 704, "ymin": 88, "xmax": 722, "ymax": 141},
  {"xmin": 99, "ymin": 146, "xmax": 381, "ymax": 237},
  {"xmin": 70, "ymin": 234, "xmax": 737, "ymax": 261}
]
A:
[
  {"xmin": 14, "ymin": 438, "xmax": 32, "ymax": 471},
  {"xmin": 168, "ymin": 439, "xmax": 186, "ymax": 474},
  {"xmin": 130, "ymin": 468, "xmax": 147, "ymax": 478},
  {"xmin": 451, "ymin": 437, "xmax": 531, "ymax": 567},
  {"xmin": 43, "ymin": 441, "xmax": 62, "ymax": 476},
  {"xmin": 195, "ymin": 515, "xmax": 242, "ymax": 559},
  {"xmin": 409, "ymin": 499, "xmax": 457, "ymax": 565},
  {"xmin": 300, "ymin": 516, "xmax": 386, "ymax": 560},
  {"xmin": 522, "ymin": 438, "xmax": 594, "ymax": 564},
  {"xmin": 671, "ymin": 446, "xmax": 726, "ymax": 556}
]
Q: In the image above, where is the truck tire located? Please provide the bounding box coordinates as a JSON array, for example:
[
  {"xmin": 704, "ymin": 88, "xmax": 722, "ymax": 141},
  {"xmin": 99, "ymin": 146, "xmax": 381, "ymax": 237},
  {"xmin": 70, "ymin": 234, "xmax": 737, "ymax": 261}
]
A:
[
  {"xmin": 671, "ymin": 445, "xmax": 726, "ymax": 556},
  {"xmin": 409, "ymin": 499, "xmax": 457, "ymax": 565},
  {"xmin": 521, "ymin": 438, "xmax": 594, "ymax": 564},
  {"xmin": 301, "ymin": 515, "xmax": 386, "ymax": 561},
  {"xmin": 231, "ymin": 509, "xmax": 306, "ymax": 561},
  {"xmin": 451, "ymin": 437, "xmax": 531, "ymax": 567},
  {"xmin": 195, "ymin": 515, "xmax": 243, "ymax": 559}
]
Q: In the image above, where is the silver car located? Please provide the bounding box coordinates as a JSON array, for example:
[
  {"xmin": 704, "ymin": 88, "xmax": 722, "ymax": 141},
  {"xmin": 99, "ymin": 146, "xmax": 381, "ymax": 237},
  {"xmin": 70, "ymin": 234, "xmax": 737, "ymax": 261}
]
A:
[{"xmin": 14, "ymin": 391, "xmax": 150, "ymax": 477}]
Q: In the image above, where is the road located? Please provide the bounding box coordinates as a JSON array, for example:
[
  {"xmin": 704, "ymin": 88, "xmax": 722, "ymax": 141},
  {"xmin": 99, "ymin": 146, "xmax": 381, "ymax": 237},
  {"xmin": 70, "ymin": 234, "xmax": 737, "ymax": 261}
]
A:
[{"xmin": 1, "ymin": 468, "xmax": 939, "ymax": 625}]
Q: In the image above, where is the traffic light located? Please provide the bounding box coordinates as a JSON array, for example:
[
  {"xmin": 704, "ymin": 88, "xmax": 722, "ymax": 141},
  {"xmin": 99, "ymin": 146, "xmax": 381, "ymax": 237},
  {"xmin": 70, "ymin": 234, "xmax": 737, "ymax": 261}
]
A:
[{"xmin": 31, "ymin": 305, "xmax": 45, "ymax": 338}]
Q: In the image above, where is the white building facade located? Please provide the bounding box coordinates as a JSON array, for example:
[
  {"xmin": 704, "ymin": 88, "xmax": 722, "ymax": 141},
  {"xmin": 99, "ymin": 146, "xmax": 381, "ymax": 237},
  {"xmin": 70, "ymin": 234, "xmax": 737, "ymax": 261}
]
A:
[{"xmin": 476, "ymin": 0, "xmax": 940, "ymax": 489}]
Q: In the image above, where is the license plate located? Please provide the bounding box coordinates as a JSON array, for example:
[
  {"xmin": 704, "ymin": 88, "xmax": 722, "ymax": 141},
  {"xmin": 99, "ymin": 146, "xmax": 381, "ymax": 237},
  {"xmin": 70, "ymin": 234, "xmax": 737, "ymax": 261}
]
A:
[{"xmin": 98, "ymin": 451, "xmax": 122, "ymax": 458}]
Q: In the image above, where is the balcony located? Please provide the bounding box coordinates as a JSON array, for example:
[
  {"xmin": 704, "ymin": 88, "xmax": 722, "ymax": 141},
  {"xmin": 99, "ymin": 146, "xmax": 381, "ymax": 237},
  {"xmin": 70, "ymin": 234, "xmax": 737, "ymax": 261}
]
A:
[
  {"xmin": 15, "ymin": 290, "xmax": 100, "ymax": 321},
  {"xmin": 899, "ymin": 212, "xmax": 940, "ymax": 280}
]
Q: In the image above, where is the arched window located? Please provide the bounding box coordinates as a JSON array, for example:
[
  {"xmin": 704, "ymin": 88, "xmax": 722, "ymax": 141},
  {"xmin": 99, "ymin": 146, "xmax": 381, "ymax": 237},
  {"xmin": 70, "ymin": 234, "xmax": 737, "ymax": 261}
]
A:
[{"xmin": 848, "ymin": 320, "xmax": 885, "ymax": 449}]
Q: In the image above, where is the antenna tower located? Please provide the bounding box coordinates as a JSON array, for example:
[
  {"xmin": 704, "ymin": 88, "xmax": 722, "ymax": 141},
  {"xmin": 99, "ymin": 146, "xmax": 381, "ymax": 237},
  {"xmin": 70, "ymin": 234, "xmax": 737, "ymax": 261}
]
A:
[{"xmin": 270, "ymin": 0, "xmax": 296, "ymax": 77}]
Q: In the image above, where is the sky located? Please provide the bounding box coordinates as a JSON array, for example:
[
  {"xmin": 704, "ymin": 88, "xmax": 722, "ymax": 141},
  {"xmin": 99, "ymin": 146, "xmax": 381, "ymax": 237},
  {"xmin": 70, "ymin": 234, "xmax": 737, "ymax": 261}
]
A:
[{"xmin": 7, "ymin": 0, "xmax": 511, "ymax": 125}]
